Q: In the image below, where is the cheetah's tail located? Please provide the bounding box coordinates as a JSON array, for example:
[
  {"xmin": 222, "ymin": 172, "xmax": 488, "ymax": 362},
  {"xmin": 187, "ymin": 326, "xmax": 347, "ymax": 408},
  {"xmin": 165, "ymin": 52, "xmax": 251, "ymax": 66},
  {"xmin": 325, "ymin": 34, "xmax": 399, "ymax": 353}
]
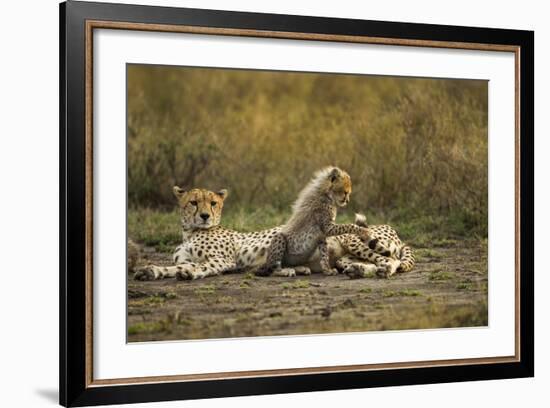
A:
[
  {"xmin": 398, "ymin": 245, "xmax": 415, "ymax": 272},
  {"xmin": 354, "ymin": 213, "xmax": 368, "ymax": 227}
]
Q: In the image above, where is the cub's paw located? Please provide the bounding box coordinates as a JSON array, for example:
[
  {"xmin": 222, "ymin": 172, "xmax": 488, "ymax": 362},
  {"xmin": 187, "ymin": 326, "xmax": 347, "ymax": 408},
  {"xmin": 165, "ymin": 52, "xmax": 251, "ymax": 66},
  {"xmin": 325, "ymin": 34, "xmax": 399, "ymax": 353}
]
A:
[
  {"xmin": 273, "ymin": 268, "xmax": 297, "ymax": 277},
  {"xmin": 294, "ymin": 266, "xmax": 312, "ymax": 276},
  {"xmin": 134, "ymin": 265, "xmax": 162, "ymax": 281},
  {"xmin": 322, "ymin": 268, "xmax": 339, "ymax": 276}
]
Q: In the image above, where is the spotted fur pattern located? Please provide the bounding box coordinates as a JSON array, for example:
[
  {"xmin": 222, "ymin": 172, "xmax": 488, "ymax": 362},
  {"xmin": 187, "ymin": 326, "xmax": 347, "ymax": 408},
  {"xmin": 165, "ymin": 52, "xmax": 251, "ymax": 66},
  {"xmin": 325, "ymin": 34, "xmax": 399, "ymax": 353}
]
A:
[
  {"xmin": 133, "ymin": 185, "xmax": 414, "ymax": 282},
  {"xmin": 133, "ymin": 188, "xmax": 304, "ymax": 281},
  {"xmin": 329, "ymin": 214, "xmax": 416, "ymax": 278},
  {"xmin": 252, "ymin": 167, "xmax": 383, "ymax": 277}
]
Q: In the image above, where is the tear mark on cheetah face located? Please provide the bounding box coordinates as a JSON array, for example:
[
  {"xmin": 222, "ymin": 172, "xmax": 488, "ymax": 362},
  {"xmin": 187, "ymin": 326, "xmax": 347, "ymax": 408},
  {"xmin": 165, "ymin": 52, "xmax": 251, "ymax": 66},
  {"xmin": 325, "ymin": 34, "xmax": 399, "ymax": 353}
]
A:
[{"xmin": 173, "ymin": 186, "xmax": 228, "ymax": 230}]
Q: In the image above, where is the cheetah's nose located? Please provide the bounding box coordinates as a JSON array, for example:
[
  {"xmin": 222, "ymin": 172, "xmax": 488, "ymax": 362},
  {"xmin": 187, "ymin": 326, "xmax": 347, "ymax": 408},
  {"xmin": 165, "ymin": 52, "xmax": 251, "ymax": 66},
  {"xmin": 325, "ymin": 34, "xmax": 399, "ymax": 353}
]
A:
[{"xmin": 200, "ymin": 213, "xmax": 210, "ymax": 221}]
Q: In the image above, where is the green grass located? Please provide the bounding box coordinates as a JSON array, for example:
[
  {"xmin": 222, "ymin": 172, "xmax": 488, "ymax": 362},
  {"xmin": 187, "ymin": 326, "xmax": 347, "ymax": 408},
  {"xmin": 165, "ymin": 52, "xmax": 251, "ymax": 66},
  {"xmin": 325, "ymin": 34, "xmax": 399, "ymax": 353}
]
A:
[
  {"xmin": 429, "ymin": 270, "xmax": 454, "ymax": 281},
  {"xmin": 129, "ymin": 295, "xmax": 166, "ymax": 307},
  {"xmin": 383, "ymin": 289, "xmax": 422, "ymax": 298},
  {"xmin": 128, "ymin": 208, "xmax": 180, "ymax": 252},
  {"xmin": 382, "ymin": 290, "xmax": 398, "ymax": 298},
  {"xmin": 456, "ymin": 278, "xmax": 475, "ymax": 291},
  {"xmin": 128, "ymin": 320, "xmax": 170, "ymax": 335},
  {"xmin": 398, "ymin": 289, "xmax": 423, "ymax": 297},
  {"xmin": 128, "ymin": 206, "xmax": 485, "ymax": 253},
  {"xmin": 415, "ymin": 248, "xmax": 444, "ymax": 261},
  {"xmin": 243, "ymin": 272, "xmax": 257, "ymax": 280},
  {"xmin": 292, "ymin": 280, "xmax": 310, "ymax": 289},
  {"xmin": 281, "ymin": 280, "xmax": 310, "ymax": 289},
  {"xmin": 193, "ymin": 285, "xmax": 217, "ymax": 295},
  {"xmin": 128, "ymin": 206, "xmax": 289, "ymax": 252}
]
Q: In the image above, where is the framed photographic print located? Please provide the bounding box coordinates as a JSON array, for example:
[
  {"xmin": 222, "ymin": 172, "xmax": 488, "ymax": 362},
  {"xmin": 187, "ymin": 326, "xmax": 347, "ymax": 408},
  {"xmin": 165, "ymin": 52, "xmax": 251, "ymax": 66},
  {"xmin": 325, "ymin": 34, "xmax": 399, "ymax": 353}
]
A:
[{"xmin": 60, "ymin": 1, "xmax": 534, "ymax": 406}]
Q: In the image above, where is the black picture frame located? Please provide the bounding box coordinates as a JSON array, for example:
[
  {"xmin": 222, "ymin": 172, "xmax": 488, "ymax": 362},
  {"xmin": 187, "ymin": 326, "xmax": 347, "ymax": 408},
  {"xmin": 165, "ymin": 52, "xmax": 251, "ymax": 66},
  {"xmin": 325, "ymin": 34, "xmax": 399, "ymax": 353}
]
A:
[{"xmin": 60, "ymin": 1, "xmax": 534, "ymax": 406}]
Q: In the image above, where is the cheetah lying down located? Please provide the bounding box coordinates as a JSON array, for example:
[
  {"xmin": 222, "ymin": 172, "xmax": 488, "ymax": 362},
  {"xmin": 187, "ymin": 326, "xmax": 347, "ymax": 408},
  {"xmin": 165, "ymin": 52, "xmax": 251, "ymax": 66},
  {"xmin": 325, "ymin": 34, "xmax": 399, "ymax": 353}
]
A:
[{"xmin": 133, "ymin": 187, "xmax": 414, "ymax": 281}]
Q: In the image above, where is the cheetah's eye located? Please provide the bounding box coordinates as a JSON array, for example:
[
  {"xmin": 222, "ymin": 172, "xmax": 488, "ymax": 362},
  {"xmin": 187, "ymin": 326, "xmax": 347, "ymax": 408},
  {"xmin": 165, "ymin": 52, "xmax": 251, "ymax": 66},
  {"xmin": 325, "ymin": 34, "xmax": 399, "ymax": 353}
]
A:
[
  {"xmin": 189, "ymin": 201, "xmax": 198, "ymax": 206},
  {"xmin": 211, "ymin": 201, "xmax": 217, "ymax": 207}
]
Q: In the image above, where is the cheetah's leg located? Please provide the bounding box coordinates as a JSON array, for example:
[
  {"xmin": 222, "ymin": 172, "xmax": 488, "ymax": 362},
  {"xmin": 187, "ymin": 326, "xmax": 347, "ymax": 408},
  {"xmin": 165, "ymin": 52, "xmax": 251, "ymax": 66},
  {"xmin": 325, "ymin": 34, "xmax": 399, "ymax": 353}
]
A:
[
  {"xmin": 253, "ymin": 232, "xmax": 287, "ymax": 277},
  {"xmin": 341, "ymin": 235, "xmax": 401, "ymax": 278},
  {"xmin": 336, "ymin": 255, "xmax": 379, "ymax": 279},
  {"xmin": 134, "ymin": 263, "xmax": 194, "ymax": 281},
  {"xmin": 318, "ymin": 239, "xmax": 338, "ymax": 275},
  {"xmin": 397, "ymin": 245, "xmax": 415, "ymax": 273},
  {"xmin": 320, "ymin": 220, "xmax": 392, "ymax": 257},
  {"xmin": 175, "ymin": 258, "xmax": 237, "ymax": 280}
]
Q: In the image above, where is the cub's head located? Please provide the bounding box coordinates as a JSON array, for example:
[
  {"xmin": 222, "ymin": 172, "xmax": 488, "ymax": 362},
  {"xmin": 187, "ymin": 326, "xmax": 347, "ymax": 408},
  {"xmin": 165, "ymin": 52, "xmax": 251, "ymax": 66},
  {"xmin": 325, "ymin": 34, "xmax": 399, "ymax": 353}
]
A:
[
  {"xmin": 326, "ymin": 167, "xmax": 352, "ymax": 207},
  {"xmin": 172, "ymin": 187, "xmax": 228, "ymax": 229}
]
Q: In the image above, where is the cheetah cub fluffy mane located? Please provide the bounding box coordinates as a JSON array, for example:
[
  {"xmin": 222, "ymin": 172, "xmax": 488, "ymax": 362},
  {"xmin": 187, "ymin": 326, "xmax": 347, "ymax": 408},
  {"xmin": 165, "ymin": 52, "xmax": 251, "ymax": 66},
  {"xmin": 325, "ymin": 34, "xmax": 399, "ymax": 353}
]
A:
[{"xmin": 253, "ymin": 166, "xmax": 381, "ymax": 276}]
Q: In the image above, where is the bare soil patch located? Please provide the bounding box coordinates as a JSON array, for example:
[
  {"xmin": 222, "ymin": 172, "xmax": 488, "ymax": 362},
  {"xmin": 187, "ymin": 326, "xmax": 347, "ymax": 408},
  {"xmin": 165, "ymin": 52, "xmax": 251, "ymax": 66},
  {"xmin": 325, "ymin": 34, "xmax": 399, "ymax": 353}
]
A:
[{"xmin": 127, "ymin": 241, "xmax": 487, "ymax": 342}]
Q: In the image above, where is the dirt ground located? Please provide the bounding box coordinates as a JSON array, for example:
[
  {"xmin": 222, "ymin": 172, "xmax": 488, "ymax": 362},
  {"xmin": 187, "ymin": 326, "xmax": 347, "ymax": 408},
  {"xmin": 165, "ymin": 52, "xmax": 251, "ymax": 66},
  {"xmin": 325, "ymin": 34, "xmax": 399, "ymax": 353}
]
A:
[{"xmin": 127, "ymin": 241, "xmax": 487, "ymax": 342}]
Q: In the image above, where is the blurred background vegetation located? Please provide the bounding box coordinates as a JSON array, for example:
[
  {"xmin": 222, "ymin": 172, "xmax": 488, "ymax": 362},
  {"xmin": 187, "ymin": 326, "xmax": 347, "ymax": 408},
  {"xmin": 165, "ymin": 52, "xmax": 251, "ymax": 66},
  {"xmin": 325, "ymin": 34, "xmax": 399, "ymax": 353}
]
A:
[{"xmin": 127, "ymin": 64, "xmax": 488, "ymax": 251}]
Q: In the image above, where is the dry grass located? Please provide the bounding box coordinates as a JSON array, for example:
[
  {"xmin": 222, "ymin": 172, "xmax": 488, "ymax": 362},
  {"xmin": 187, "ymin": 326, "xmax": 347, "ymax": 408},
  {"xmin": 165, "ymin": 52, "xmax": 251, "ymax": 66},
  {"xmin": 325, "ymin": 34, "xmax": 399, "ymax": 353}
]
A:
[{"xmin": 127, "ymin": 65, "xmax": 488, "ymax": 238}]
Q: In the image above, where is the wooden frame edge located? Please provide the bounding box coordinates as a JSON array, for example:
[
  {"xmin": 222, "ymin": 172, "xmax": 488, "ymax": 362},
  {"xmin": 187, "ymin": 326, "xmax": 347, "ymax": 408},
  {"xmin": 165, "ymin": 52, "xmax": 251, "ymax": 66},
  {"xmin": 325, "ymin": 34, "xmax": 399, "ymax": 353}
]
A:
[
  {"xmin": 89, "ymin": 356, "xmax": 519, "ymax": 387},
  {"xmin": 87, "ymin": 19, "xmax": 520, "ymax": 52},
  {"xmin": 83, "ymin": 18, "xmax": 523, "ymax": 389}
]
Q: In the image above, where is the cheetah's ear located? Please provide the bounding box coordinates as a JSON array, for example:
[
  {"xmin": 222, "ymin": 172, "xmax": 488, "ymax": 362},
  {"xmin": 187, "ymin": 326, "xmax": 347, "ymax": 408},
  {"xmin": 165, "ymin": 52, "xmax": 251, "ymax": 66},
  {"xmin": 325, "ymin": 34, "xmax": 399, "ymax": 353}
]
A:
[
  {"xmin": 173, "ymin": 186, "xmax": 186, "ymax": 200},
  {"xmin": 329, "ymin": 167, "xmax": 341, "ymax": 183},
  {"xmin": 216, "ymin": 189, "xmax": 229, "ymax": 200}
]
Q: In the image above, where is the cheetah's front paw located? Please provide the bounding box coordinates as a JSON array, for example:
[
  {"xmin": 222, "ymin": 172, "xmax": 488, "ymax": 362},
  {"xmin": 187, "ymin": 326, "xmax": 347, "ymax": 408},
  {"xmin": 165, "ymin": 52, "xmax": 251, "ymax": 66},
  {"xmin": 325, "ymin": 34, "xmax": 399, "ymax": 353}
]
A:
[
  {"xmin": 376, "ymin": 265, "xmax": 391, "ymax": 279},
  {"xmin": 134, "ymin": 265, "xmax": 162, "ymax": 281},
  {"xmin": 175, "ymin": 270, "xmax": 192, "ymax": 280},
  {"xmin": 176, "ymin": 266, "xmax": 203, "ymax": 280},
  {"xmin": 344, "ymin": 264, "xmax": 378, "ymax": 279}
]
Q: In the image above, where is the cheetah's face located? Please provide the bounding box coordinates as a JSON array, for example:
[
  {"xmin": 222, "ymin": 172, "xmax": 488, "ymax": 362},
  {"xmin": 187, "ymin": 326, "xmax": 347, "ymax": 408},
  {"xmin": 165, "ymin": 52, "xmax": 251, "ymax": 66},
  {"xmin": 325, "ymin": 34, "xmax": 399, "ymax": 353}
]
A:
[
  {"xmin": 328, "ymin": 168, "xmax": 352, "ymax": 207},
  {"xmin": 173, "ymin": 187, "xmax": 228, "ymax": 229}
]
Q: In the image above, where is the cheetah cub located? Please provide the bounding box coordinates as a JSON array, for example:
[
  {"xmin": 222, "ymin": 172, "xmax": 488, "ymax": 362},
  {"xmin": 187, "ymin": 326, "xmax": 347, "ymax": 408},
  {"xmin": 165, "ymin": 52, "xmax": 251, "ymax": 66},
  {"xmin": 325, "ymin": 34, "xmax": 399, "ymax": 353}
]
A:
[{"xmin": 254, "ymin": 166, "xmax": 379, "ymax": 276}]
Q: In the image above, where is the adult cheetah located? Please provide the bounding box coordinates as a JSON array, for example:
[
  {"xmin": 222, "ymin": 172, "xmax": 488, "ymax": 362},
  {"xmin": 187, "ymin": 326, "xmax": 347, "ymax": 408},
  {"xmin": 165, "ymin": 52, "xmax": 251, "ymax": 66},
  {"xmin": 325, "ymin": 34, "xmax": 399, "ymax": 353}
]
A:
[
  {"xmin": 133, "ymin": 185, "xmax": 414, "ymax": 281},
  {"xmin": 133, "ymin": 188, "xmax": 308, "ymax": 281}
]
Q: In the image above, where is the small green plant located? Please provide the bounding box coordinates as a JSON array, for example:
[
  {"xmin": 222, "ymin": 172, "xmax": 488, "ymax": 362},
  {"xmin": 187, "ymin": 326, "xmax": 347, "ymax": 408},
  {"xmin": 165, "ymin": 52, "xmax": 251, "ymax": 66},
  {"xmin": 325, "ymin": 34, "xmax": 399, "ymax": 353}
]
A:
[
  {"xmin": 416, "ymin": 248, "xmax": 444, "ymax": 260},
  {"xmin": 128, "ymin": 320, "xmax": 168, "ymax": 335},
  {"xmin": 281, "ymin": 280, "xmax": 310, "ymax": 289},
  {"xmin": 162, "ymin": 292, "xmax": 177, "ymax": 300},
  {"xmin": 144, "ymin": 296, "xmax": 166, "ymax": 306},
  {"xmin": 243, "ymin": 271, "xmax": 256, "ymax": 280},
  {"xmin": 383, "ymin": 289, "xmax": 422, "ymax": 298},
  {"xmin": 398, "ymin": 289, "xmax": 422, "ymax": 297},
  {"xmin": 292, "ymin": 280, "xmax": 310, "ymax": 289},
  {"xmin": 429, "ymin": 270, "xmax": 454, "ymax": 281},
  {"xmin": 432, "ymin": 238, "xmax": 458, "ymax": 247}
]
